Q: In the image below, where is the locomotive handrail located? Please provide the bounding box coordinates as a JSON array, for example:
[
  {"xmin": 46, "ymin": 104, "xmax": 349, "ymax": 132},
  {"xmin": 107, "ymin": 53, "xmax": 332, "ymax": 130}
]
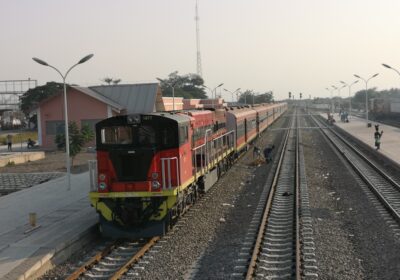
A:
[
  {"xmin": 192, "ymin": 130, "xmax": 235, "ymax": 178},
  {"xmin": 161, "ymin": 157, "xmax": 180, "ymax": 190},
  {"xmin": 88, "ymin": 160, "xmax": 98, "ymax": 192}
]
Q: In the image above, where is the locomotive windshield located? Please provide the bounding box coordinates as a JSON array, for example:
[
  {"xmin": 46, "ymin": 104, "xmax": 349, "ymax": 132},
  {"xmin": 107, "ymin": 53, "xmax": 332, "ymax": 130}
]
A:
[{"xmin": 101, "ymin": 125, "xmax": 157, "ymax": 147}]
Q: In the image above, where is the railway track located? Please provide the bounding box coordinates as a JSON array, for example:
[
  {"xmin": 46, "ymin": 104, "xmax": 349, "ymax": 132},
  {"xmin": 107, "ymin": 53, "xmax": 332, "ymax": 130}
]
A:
[
  {"xmin": 311, "ymin": 114, "xmax": 400, "ymax": 224},
  {"xmin": 66, "ymin": 237, "xmax": 159, "ymax": 280},
  {"xmin": 238, "ymin": 110, "xmax": 318, "ymax": 279}
]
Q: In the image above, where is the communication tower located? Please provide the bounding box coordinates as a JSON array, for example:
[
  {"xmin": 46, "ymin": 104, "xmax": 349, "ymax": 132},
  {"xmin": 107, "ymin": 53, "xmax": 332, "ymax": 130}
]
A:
[{"xmin": 195, "ymin": 0, "xmax": 203, "ymax": 77}]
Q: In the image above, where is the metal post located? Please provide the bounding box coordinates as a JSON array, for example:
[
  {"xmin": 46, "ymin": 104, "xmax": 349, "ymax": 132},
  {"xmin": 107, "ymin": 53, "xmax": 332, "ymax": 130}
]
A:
[
  {"xmin": 365, "ymin": 81, "xmax": 368, "ymax": 123},
  {"xmin": 63, "ymin": 79, "xmax": 71, "ymax": 190},
  {"xmin": 172, "ymin": 86, "xmax": 175, "ymax": 111}
]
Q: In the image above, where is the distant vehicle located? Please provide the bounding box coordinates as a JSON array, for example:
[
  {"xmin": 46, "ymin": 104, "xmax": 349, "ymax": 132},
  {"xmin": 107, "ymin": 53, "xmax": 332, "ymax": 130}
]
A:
[
  {"xmin": 0, "ymin": 111, "xmax": 25, "ymax": 130},
  {"xmin": 370, "ymin": 98, "xmax": 400, "ymax": 119}
]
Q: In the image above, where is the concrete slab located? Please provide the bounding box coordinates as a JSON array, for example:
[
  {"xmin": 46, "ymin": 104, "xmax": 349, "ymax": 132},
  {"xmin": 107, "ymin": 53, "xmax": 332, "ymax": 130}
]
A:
[
  {"xmin": 0, "ymin": 172, "xmax": 98, "ymax": 279},
  {"xmin": 0, "ymin": 152, "xmax": 45, "ymax": 167}
]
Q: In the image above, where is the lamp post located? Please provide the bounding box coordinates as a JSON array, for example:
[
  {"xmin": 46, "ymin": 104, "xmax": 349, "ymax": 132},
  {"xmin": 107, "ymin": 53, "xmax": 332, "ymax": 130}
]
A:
[
  {"xmin": 382, "ymin": 63, "xmax": 400, "ymax": 77},
  {"xmin": 212, "ymin": 83, "xmax": 224, "ymax": 108},
  {"xmin": 340, "ymin": 80, "xmax": 359, "ymax": 118},
  {"xmin": 157, "ymin": 77, "xmax": 178, "ymax": 111},
  {"xmin": 335, "ymin": 84, "xmax": 346, "ymax": 111},
  {"xmin": 354, "ymin": 73, "xmax": 379, "ymax": 125},
  {"xmin": 223, "ymin": 87, "xmax": 241, "ymax": 103},
  {"xmin": 33, "ymin": 54, "xmax": 94, "ymax": 191},
  {"xmin": 325, "ymin": 87, "xmax": 334, "ymax": 113}
]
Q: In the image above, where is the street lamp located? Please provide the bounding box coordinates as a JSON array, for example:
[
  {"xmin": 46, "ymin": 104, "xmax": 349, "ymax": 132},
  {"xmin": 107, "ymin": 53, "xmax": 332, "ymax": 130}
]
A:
[
  {"xmin": 156, "ymin": 77, "xmax": 178, "ymax": 111},
  {"xmin": 33, "ymin": 54, "xmax": 94, "ymax": 191},
  {"xmin": 334, "ymin": 84, "xmax": 346, "ymax": 111},
  {"xmin": 353, "ymin": 73, "xmax": 379, "ymax": 125},
  {"xmin": 212, "ymin": 83, "xmax": 224, "ymax": 108},
  {"xmin": 325, "ymin": 87, "xmax": 334, "ymax": 113},
  {"xmin": 382, "ymin": 63, "xmax": 400, "ymax": 77},
  {"xmin": 223, "ymin": 87, "xmax": 241, "ymax": 103},
  {"xmin": 340, "ymin": 80, "xmax": 359, "ymax": 118}
]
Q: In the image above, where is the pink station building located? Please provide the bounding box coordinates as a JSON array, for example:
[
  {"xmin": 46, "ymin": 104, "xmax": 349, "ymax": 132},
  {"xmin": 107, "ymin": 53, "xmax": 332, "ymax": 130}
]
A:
[{"xmin": 33, "ymin": 83, "xmax": 226, "ymax": 149}]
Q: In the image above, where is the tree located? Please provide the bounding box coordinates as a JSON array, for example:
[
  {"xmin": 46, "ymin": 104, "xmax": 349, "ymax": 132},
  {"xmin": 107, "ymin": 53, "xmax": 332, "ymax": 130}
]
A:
[
  {"xmin": 102, "ymin": 77, "xmax": 113, "ymax": 85},
  {"xmin": 158, "ymin": 72, "xmax": 207, "ymax": 99},
  {"xmin": 102, "ymin": 77, "xmax": 122, "ymax": 85},
  {"xmin": 20, "ymin": 82, "xmax": 64, "ymax": 114},
  {"xmin": 238, "ymin": 90, "xmax": 273, "ymax": 104},
  {"xmin": 55, "ymin": 122, "xmax": 94, "ymax": 166}
]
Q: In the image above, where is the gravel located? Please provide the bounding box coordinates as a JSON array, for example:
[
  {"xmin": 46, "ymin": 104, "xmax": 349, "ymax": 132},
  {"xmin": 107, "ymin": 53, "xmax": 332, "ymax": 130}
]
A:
[{"xmin": 135, "ymin": 116, "xmax": 289, "ymax": 280}]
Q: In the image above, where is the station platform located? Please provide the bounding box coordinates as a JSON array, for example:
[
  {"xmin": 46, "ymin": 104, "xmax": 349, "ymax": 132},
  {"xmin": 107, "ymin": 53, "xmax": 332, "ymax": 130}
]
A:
[
  {"xmin": 328, "ymin": 113, "xmax": 400, "ymax": 165},
  {"xmin": 0, "ymin": 172, "xmax": 98, "ymax": 280}
]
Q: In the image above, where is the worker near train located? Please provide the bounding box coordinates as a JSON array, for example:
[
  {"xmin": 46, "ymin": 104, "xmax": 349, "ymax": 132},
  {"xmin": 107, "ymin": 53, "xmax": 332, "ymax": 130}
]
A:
[
  {"xmin": 253, "ymin": 145, "xmax": 261, "ymax": 160},
  {"xmin": 263, "ymin": 144, "xmax": 275, "ymax": 163},
  {"xmin": 374, "ymin": 129, "xmax": 383, "ymax": 150}
]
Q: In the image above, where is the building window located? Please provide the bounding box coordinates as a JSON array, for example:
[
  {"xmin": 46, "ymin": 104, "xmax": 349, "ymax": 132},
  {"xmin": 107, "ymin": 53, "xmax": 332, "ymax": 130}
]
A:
[{"xmin": 46, "ymin": 121, "xmax": 65, "ymax": 135}]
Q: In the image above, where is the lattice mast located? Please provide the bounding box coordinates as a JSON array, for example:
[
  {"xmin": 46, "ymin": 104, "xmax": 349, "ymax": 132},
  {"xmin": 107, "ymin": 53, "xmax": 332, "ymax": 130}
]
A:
[{"xmin": 195, "ymin": 0, "xmax": 203, "ymax": 77}]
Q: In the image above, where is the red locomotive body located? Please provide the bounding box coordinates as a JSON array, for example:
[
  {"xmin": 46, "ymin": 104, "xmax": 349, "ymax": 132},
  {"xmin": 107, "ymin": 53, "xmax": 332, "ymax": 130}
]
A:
[{"xmin": 89, "ymin": 103, "xmax": 287, "ymax": 238}]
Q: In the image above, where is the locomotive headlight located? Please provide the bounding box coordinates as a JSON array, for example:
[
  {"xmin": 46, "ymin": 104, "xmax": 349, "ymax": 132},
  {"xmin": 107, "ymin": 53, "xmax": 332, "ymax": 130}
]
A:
[
  {"xmin": 99, "ymin": 173, "xmax": 106, "ymax": 181},
  {"xmin": 152, "ymin": 180, "xmax": 161, "ymax": 190},
  {"xmin": 151, "ymin": 172, "xmax": 159, "ymax": 179},
  {"xmin": 99, "ymin": 182, "xmax": 107, "ymax": 190}
]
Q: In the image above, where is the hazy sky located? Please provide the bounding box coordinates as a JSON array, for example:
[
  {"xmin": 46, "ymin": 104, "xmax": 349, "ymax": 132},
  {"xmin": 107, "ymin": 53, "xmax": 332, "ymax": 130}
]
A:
[{"xmin": 1, "ymin": 0, "xmax": 400, "ymax": 101}]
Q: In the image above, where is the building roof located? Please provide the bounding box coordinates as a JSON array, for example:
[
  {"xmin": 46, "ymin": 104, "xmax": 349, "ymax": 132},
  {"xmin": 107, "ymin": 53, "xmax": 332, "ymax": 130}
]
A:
[
  {"xmin": 90, "ymin": 83, "xmax": 159, "ymax": 114},
  {"xmin": 71, "ymin": 86, "xmax": 123, "ymax": 111}
]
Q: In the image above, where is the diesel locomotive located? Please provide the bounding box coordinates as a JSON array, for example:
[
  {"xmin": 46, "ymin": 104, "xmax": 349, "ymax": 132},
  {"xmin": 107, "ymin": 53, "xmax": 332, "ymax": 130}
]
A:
[{"xmin": 89, "ymin": 103, "xmax": 287, "ymax": 238}]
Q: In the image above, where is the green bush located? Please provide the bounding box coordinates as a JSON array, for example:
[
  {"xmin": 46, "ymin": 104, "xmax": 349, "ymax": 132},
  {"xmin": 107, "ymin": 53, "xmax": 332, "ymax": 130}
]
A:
[{"xmin": 55, "ymin": 122, "xmax": 94, "ymax": 166}]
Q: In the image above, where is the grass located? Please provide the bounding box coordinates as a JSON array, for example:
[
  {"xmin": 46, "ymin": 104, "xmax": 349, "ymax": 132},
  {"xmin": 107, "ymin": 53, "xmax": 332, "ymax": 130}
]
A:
[{"xmin": 0, "ymin": 131, "xmax": 38, "ymax": 145}]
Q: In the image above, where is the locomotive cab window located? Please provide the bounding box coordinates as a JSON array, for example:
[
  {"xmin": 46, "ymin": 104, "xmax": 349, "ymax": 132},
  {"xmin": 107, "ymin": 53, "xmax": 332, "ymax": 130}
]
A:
[{"xmin": 101, "ymin": 126, "xmax": 132, "ymax": 144}]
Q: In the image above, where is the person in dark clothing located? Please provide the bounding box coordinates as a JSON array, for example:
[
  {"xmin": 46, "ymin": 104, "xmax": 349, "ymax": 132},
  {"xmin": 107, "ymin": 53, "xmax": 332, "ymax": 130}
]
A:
[
  {"xmin": 263, "ymin": 145, "xmax": 275, "ymax": 163},
  {"xmin": 374, "ymin": 130, "xmax": 383, "ymax": 150},
  {"xmin": 253, "ymin": 145, "xmax": 261, "ymax": 159},
  {"xmin": 27, "ymin": 138, "xmax": 36, "ymax": 149},
  {"xmin": 6, "ymin": 134, "xmax": 12, "ymax": 151}
]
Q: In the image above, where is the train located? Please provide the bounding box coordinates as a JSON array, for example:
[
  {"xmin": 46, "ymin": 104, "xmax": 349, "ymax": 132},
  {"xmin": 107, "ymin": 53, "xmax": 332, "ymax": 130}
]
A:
[
  {"xmin": 370, "ymin": 98, "xmax": 400, "ymax": 119},
  {"xmin": 89, "ymin": 103, "xmax": 287, "ymax": 238}
]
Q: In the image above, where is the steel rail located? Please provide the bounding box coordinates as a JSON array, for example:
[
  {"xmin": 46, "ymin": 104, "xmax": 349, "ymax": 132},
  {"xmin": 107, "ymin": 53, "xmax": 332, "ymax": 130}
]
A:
[
  {"xmin": 324, "ymin": 120, "xmax": 400, "ymax": 192},
  {"xmin": 245, "ymin": 110, "xmax": 297, "ymax": 279},
  {"xmin": 66, "ymin": 242, "xmax": 118, "ymax": 280},
  {"xmin": 295, "ymin": 116, "xmax": 301, "ymax": 280},
  {"xmin": 110, "ymin": 236, "xmax": 160, "ymax": 280},
  {"xmin": 311, "ymin": 115, "xmax": 400, "ymax": 223}
]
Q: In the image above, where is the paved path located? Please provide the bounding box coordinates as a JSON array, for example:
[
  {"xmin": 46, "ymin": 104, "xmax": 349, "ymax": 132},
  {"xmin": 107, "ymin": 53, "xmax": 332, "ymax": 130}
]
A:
[{"xmin": 0, "ymin": 172, "xmax": 97, "ymax": 280}]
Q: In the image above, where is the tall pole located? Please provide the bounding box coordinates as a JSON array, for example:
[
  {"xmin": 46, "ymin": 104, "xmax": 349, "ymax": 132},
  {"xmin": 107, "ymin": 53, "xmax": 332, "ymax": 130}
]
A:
[
  {"xmin": 172, "ymin": 86, "xmax": 175, "ymax": 111},
  {"xmin": 340, "ymin": 80, "xmax": 358, "ymax": 119},
  {"xmin": 195, "ymin": 0, "xmax": 202, "ymax": 77},
  {"xmin": 354, "ymin": 73, "xmax": 379, "ymax": 125},
  {"xmin": 211, "ymin": 83, "xmax": 223, "ymax": 108},
  {"xmin": 325, "ymin": 87, "xmax": 334, "ymax": 113},
  {"xmin": 33, "ymin": 54, "xmax": 94, "ymax": 191}
]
